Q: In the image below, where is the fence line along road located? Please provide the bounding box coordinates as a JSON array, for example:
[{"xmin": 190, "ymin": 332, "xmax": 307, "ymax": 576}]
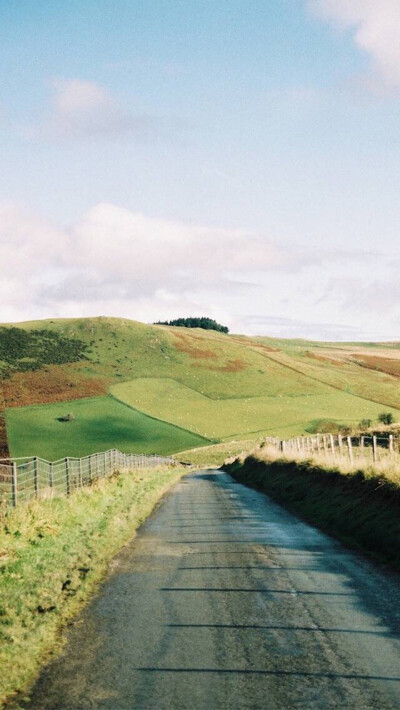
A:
[
  {"xmin": 0, "ymin": 449, "xmax": 178, "ymax": 508},
  {"xmin": 263, "ymin": 432, "xmax": 400, "ymax": 466}
]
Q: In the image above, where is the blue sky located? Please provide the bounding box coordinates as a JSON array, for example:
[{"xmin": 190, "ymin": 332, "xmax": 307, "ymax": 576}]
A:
[{"xmin": 1, "ymin": 0, "xmax": 399, "ymax": 339}]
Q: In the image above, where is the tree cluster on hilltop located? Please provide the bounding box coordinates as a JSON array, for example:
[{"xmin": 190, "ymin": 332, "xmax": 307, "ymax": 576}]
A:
[{"xmin": 155, "ymin": 317, "xmax": 229, "ymax": 333}]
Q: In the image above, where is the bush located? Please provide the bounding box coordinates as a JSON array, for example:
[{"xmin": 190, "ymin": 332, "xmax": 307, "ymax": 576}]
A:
[
  {"xmin": 59, "ymin": 413, "xmax": 75, "ymax": 422},
  {"xmin": 359, "ymin": 418, "xmax": 372, "ymax": 429},
  {"xmin": 378, "ymin": 412, "xmax": 394, "ymax": 426}
]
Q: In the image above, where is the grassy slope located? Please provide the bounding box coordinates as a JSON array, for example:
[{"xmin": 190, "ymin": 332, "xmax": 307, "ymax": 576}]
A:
[
  {"xmin": 2, "ymin": 317, "xmax": 400, "ymax": 457},
  {"xmin": 0, "ymin": 465, "xmax": 184, "ymax": 707},
  {"xmin": 6, "ymin": 395, "xmax": 208, "ymax": 459}
]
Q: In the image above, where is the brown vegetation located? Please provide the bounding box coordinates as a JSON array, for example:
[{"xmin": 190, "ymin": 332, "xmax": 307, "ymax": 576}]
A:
[
  {"xmin": 352, "ymin": 354, "xmax": 400, "ymax": 378},
  {"xmin": 1, "ymin": 365, "xmax": 109, "ymax": 408},
  {"xmin": 305, "ymin": 351, "xmax": 345, "ymax": 367},
  {"xmin": 173, "ymin": 332, "xmax": 217, "ymax": 359}
]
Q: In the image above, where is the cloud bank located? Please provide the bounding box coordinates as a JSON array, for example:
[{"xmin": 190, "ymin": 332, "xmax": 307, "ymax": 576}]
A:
[
  {"xmin": 0, "ymin": 201, "xmax": 397, "ymax": 340},
  {"xmin": 309, "ymin": 0, "xmax": 400, "ymax": 90}
]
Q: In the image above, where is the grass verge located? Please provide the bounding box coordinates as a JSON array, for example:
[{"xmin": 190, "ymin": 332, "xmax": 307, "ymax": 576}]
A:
[
  {"xmin": 0, "ymin": 465, "xmax": 184, "ymax": 707},
  {"xmin": 174, "ymin": 437, "xmax": 265, "ymax": 467},
  {"xmin": 224, "ymin": 448, "xmax": 400, "ymax": 570}
]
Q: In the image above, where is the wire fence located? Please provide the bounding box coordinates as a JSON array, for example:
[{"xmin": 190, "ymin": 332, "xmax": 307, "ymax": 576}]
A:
[
  {"xmin": 263, "ymin": 433, "xmax": 400, "ymax": 467},
  {"xmin": 0, "ymin": 449, "xmax": 178, "ymax": 508}
]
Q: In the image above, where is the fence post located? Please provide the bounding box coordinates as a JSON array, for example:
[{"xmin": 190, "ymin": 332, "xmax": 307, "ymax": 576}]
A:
[
  {"xmin": 88, "ymin": 454, "xmax": 92, "ymax": 483},
  {"xmin": 33, "ymin": 456, "xmax": 39, "ymax": 498},
  {"xmin": 329, "ymin": 434, "xmax": 336, "ymax": 458},
  {"xmin": 65, "ymin": 457, "xmax": 70, "ymax": 495},
  {"xmin": 78, "ymin": 458, "xmax": 83, "ymax": 488},
  {"xmin": 11, "ymin": 462, "xmax": 18, "ymax": 507},
  {"xmin": 338, "ymin": 434, "xmax": 343, "ymax": 457},
  {"xmin": 389, "ymin": 434, "xmax": 394, "ymax": 456},
  {"xmin": 360, "ymin": 436, "xmax": 364, "ymax": 457},
  {"xmin": 372, "ymin": 435, "xmax": 378, "ymax": 463},
  {"xmin": 347, "ymin": 437, "xmax": 354, "ymax": 465},
  {"xmin": 49, "ymin": 462, "xmax": 54, "ymax": 489}
]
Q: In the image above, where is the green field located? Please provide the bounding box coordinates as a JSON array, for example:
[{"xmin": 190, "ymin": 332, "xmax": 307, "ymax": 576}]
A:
[
  {"xmin": 111, "ymin": 377, "xmax": 400, "ymax": 440},
  {"xmin": 2, "ymin": 316, "xmax": 400, "ymax": 458},
  {"xmin": 5, "ymin": 396, "xmax": 209, "ymax": 459}
]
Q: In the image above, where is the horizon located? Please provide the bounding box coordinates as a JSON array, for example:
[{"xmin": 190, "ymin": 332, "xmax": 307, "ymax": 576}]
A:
[
  {"xmin": 1, "ymin": 1, "xmax": 399, "ymax": 341},
  {"xmin": 1, "ymin": 313, "xmax": 399, "ymax": 346}
]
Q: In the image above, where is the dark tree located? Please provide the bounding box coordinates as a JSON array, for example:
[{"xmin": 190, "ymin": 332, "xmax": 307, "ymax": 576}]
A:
[
  {"xmin": 378, "ymin": 412, "xmax": 395, "ymax": 426},
  {"xmin": 155, "ymin": 317, "xmax": 229, "ymax": 333}
]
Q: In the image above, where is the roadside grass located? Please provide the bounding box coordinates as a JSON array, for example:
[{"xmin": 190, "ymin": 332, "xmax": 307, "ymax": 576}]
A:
[
  {"xmin": 175, "ymin": 438, "xmax": 265, "ymax": 467},
  {"xmin": 111, "ymin": 376, "xmax": 400, "ymax": 441},
  {"xmin": 224, "ymin": 446, "xmax": 400, "ymax": 569},
  {"xmin": 5, "ymin": 395, "xmax": 209, "ymax": 460},
  {"xmin": 0, "ymin": 465, "xmax": 185, "ymax": 708}
]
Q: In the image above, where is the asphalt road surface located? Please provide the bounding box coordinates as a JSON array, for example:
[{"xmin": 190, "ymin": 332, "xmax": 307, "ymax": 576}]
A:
[{"xmin": 25, "ymin": 470, "xmax": 400, "ymax": 709}]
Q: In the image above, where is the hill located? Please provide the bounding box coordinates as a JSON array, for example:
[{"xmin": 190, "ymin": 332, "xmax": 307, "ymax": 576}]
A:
[{"xmin": 1, "ymin": 316, "xmax": 400, "ymax": 458}]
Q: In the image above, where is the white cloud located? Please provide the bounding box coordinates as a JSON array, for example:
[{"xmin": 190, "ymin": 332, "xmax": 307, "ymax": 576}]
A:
[
  {"xmin": 0, "ymin": 201, "xmax": 396, "ymax": 340},
  {"xmin": 43, "ymin": 79, "xmax": 159, "ymax": 140},
  {"xmin": 309, "ymin": 0, "xmax": 400, "ymax": 89}
]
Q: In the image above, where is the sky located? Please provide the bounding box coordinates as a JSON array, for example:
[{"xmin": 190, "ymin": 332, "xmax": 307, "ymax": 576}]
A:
[{"xmin": 0, "ymin": 0, "xmax": 399, "ymax": 340}]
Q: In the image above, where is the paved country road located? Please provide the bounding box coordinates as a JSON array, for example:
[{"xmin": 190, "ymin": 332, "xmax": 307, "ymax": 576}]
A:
[{"xmin": 25, "ymin": 470, "xmax": 400, "ymax": 709}]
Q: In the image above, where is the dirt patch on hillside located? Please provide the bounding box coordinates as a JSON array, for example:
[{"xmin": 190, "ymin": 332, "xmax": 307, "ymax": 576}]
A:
[
  {"xmin": 305, "ymin": 351, "xmax": 346, "ymax": 367},
  {"xmin": 173, "ymin": 332, "xmax": 217, "ymax": 359},
  {"xmin": 1, "ymin": 365, "xmax": 109, "ymax": 408},
  {"xmin": 194, "ymin": 358, "xmax": 247, "ymax": 373},
  {"xmin": 231, "ymin": 336, "xmax": 279, "ymax": 353}
]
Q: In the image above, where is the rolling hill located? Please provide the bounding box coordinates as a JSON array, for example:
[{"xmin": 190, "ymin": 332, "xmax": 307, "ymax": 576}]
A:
[{"xmin": 1, "ymin": 316, "xmax": 399, "ymax": 459}]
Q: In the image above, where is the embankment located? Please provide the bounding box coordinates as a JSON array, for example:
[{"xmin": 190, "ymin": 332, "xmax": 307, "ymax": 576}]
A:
[{"xmin": 0, "ymin": 465, "xmax": 184, "ymax": 708}]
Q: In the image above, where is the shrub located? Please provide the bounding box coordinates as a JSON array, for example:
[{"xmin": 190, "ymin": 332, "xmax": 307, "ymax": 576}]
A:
[
  {"xmin": 359, "ymin": 418, "xmax": 372, "ymax": 429},
  {"xmin": 378, "ymin": 412, "xmax": 395, "ymax": 426},
  {"xmin": 59, "ymin": 413, "xmax": 75, "ymax": 422}
]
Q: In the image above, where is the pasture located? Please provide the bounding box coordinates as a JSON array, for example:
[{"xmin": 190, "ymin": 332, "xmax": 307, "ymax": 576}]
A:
[
  {"xmin": 5, "ymin": 395, "xmax": 209, "ymax": 460},
  {"xmin": 111, "ymin": 376, "xmax": 400, "ymax": 440}
]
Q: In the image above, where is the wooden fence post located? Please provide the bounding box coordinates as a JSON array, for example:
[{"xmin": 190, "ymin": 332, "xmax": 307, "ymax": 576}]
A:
[
  {"xmin": 347, "ymin": 437, "xmax": 354, "ymax": 465},
  {"xmin": 65, "ymin": 457, "xmax": 70, "ymax": 495},
  {"xmin": 33, "ymin": 457, "xmax": 39, "ymax": 498},
  {"xmin": 11, "ymin": 462, "xmax": 18, "ymax": 507},
  {"xmin": 78, "ymin": 458, "xmax": 83, "ymax": 488},
  {"xmin": 329, "ymin": 434, "xmax": 335, "ymax": 458},
  {"xmin": 49, "ymin": 462, "xmax": 54, "ymax": 489},
  {"xmin": 389, "ymin": 434, "xmax": 394, "ymax": 456},
  {"xmin": 372, "ymin": 435, "xmax": 378, "ymax": 463}
]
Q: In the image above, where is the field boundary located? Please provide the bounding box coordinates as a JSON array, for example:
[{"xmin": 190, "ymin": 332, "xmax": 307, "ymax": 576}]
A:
[
  {"xmin": 0, "ymin": 449, "xmax": 178, "ymax": 508},
  {"xmin": 263, "ymin": 432, "xmax": 400, "ymax": 466}
]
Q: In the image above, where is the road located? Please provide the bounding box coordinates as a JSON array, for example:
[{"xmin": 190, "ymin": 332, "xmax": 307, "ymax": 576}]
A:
[{"xmin": 25, "ymin": 470, "xmax": 400, "ymax": 709}]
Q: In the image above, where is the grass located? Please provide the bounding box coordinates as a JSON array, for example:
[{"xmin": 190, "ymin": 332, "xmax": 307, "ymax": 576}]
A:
[
  {"xmin": 0, "ymin": 464, "xmax": 185, "ymax": 708},
  {"xmin": 174, "ymin": 437, "xmax": 265, "ymax": 467},
  {"xmin": 111, "ymin": 376, "xmax": 400, "ymax": 441},
  {"xmin": 5, "ymin": 395, "xmax": 209, "ymax": 460},
  {"xmin": 2, "ymin": 316, "xmax": 400, "ymax": 456},
  {"xmin": 224, "ymin": 445, "xmax": 400, "ymax": 569}
]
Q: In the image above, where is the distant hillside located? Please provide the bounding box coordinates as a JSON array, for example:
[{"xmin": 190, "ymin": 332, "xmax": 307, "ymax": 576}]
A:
[{"xmin": 1, "ymin": 316, "xmax": 400, "ymax": 458}]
